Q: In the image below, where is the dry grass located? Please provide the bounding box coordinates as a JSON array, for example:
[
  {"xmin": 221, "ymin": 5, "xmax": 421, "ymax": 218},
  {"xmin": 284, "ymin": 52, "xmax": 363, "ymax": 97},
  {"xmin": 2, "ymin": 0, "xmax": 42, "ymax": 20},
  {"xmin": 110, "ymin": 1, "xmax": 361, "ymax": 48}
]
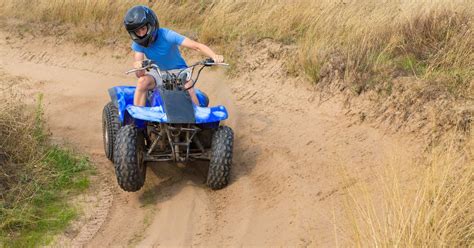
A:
[
  {"xmin": 0, "ymin": 73, "xmax": 91, "ymax": 247},
  {"xmin": 342, "ymin": 140, "xmax": 473, "ymax": 247},
  {"xmin": 0, "ymin": 76, "xmax": 45, "ymax": 165},
  {"xmin": 0, "ymin": 0, "xmax": 472, "ymax": 95}
]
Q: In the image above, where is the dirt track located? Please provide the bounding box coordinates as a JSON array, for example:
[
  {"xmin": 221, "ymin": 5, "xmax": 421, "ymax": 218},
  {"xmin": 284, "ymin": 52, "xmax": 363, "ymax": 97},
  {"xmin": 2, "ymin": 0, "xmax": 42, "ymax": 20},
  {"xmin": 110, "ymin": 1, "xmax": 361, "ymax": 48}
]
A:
[{"xmin": 0, "ymin": 32, "xmax": 415, "ymax": 247}]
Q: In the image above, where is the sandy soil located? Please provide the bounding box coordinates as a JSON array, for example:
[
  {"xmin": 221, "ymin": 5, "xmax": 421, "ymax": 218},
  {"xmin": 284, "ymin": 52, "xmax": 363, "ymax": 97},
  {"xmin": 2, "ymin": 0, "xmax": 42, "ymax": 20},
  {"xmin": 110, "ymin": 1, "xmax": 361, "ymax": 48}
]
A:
[{"xmin": 0, "ymin": 31, "xmax": 417, "ymax": 247}]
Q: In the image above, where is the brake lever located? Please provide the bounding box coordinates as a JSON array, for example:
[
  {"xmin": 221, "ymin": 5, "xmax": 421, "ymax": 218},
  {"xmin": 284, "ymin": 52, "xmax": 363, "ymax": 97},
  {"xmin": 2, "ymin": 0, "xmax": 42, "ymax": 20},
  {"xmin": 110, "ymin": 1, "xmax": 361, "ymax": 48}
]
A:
[
  {"xmin": 203, "ymin": 62, "xmax": 230, "ymax": 67},
  {"xmin": 125, "ymin": 59, "xmax": 156, "ymax": 75},
  {"xmin": 125, "ymin": 64, "xmax": 160, "ymax": 75},
  {"xmin": 125, "ymin": 68, "xmax": 144, "ymax": 75}
]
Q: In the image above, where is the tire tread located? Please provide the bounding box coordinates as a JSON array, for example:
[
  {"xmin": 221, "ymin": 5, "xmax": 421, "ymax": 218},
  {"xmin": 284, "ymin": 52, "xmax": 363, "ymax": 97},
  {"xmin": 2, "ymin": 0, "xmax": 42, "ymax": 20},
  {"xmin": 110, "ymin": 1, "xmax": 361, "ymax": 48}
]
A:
[
  {"xmin": 102, "ymin": 102, "xmax": 120, "ymax": 161},
  {"xmin": 207, "ymin": 126, "xmax": 234, "ymax": 190},
  {"xmin": 113, "ymin": 125, "xmax": 146, "ymax": 192}
]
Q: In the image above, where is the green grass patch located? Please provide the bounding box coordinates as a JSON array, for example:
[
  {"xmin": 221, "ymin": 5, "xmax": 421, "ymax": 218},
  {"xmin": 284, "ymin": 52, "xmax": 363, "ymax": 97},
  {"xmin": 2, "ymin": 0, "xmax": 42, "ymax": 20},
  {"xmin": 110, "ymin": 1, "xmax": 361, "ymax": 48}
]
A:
[
  {"xmin": 0, "ymin": 88, "xmax": 93, "ymax": 247},
  {"xmin": 0, "ymin": 147, "xmax": 92, "ymax": 247},
  {"xmin": 395, "ymin": 54, "xmax": 428, "ymax": 77}
]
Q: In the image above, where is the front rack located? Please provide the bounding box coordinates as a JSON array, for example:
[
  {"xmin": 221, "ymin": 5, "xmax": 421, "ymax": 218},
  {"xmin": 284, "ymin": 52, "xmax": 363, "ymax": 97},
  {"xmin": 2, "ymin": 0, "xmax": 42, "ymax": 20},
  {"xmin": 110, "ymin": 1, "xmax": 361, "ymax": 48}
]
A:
[{"xmin": 144, "ymin": 123, "xmax": 210, "ymax": 162}]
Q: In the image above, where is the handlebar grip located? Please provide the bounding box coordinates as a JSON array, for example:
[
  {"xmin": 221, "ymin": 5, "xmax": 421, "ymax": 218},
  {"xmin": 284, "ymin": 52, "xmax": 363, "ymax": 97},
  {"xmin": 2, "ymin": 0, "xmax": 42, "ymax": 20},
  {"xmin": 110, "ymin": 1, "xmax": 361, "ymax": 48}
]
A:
[
  {"xmin": 204, "ymin": 58, "xmax": 214, "ymax": 65},
  {"xmin": 141, "ymin": 60, "xmax": 152, "ymax": 67}
]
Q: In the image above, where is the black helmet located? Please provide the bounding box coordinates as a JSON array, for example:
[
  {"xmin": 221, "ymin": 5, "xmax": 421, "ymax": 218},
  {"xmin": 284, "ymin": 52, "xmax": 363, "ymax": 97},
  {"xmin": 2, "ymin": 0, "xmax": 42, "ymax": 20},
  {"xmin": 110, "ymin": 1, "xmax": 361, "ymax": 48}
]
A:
[{"xmin": 124, "ymin": 5, "xmax": 159, "ymax": 47}]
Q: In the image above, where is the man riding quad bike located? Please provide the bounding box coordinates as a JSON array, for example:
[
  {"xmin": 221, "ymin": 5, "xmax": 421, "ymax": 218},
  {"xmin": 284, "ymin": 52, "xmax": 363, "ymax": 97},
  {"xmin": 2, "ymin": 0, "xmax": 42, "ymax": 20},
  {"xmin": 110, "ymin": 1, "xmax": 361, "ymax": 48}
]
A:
[{"xmin": 101, "ymin": 5, "xmax": 233, "ymax": 192}]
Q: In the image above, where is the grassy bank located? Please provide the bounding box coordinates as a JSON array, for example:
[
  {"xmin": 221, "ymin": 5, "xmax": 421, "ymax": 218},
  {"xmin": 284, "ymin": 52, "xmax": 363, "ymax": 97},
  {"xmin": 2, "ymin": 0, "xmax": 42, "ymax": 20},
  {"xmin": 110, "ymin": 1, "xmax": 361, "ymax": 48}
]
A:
[
  {"xmin": 0, "ymin": 80, "xmax": 91, "ymax": 247},
  {"xmin": 0, "ymin": 0, "xmax": 472, "ymax": 97},
  {"xmin": 343, "ymin": 142, "xmax": 473, "ymax": 247}
]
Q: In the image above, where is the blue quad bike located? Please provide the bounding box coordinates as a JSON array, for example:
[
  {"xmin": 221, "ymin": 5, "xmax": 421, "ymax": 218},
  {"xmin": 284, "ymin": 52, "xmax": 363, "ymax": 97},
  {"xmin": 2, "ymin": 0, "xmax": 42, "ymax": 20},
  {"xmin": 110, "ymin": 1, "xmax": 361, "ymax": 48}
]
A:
[{"xmin": 102, "ymin": 59, "xmax": 233, "ymax": 192}]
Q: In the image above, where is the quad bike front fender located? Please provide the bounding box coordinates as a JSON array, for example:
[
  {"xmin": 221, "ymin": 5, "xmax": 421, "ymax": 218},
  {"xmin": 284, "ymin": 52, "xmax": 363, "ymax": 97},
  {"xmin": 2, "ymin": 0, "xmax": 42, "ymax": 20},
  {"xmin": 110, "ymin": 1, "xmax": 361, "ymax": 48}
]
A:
[{"xmin": 125, "ymin": 104, "xmax": 228, "ymax": 124}]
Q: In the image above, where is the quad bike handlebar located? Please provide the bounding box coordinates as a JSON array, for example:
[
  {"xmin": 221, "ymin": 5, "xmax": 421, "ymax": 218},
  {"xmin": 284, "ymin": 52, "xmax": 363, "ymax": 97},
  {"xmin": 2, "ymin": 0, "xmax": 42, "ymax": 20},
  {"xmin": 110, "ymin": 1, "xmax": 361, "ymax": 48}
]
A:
[
  {"xmin": 125, "ymin": 58, "xmax": 229, "ymax": 90},
  {"xmin": 192, "ymin": 58, "xmax": 230, "ymax": 67},
  {"xmin": 125, "ymin": 61, "xmax": 160, "ymax": 75},
  {"xmin": 125, "ymin": 58, "xmax": 228, "ymax": 75}
]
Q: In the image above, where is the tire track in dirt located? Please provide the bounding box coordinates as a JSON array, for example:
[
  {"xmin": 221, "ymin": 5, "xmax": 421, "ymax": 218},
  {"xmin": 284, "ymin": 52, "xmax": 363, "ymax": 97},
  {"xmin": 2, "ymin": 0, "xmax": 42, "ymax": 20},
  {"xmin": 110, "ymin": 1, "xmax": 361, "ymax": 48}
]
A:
[
  {"xmin": 70, "ymin": 158, "xmax": 113, "ymax": 247},
  {"xmin": 0, "ymin": 31, "xmax": 417, "ymax": 247}
]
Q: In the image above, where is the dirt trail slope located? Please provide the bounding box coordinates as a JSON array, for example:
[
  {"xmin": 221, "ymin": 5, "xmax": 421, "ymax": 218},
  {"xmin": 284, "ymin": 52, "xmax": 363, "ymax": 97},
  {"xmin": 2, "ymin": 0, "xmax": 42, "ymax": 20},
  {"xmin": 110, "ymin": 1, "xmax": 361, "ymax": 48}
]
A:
[{"xmin": 0, "ymin": 32, "xmax": 416, "ymax": 247}]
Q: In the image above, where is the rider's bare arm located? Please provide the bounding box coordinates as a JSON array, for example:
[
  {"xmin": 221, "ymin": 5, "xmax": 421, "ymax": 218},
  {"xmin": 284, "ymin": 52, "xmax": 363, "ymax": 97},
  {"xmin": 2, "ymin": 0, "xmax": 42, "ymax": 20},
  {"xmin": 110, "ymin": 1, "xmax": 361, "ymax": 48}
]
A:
[
  {"xmin": 134, "ymin": 52, "xmax": 146, "ymax": 78},
  {"xmin": 181, "ymin": 38, "xmax": 224, "ymax": 63}
]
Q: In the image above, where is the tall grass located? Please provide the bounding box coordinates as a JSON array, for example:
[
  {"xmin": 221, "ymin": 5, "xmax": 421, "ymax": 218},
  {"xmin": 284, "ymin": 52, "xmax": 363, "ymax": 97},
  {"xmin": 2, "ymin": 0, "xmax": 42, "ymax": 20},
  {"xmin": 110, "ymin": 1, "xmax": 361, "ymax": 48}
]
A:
[
  {"xmin": 0, "ymin": 76, "xmax": 91, "ymax": 247},
  {"xmin": 0, "ymin": 0, "xmax": 472, "ymax": 95},
  {"xmin": 343, "ymin": 142, "xmax": 473, "ymax": 246}
]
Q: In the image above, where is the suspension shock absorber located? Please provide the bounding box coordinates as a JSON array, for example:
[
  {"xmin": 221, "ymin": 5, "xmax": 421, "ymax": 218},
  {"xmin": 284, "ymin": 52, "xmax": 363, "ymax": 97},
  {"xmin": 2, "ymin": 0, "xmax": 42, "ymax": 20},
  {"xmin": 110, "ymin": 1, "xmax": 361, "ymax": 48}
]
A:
[
  {"xmin": 174, "ymin": 135, "xmax": 180, "ymax": 161},
  {"xmin": 170, "ymin": 125, "xmax": 182, "ymax": 161}
]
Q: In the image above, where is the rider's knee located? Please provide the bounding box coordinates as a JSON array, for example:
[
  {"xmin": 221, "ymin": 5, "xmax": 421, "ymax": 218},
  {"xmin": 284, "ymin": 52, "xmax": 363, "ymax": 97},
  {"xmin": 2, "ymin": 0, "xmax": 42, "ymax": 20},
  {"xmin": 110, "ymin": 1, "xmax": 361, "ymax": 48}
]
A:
[{"xmin": 137, "ymin": 76, "xmax": 152, "ymax": 91}]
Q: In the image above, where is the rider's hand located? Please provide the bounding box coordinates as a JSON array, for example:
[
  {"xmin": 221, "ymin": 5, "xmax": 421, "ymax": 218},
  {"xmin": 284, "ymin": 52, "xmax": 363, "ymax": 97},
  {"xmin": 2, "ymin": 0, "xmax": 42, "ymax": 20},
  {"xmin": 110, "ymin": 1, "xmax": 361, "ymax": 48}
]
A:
[
  {"xmin": 133, "ymin": 61, "xmax": 146, "ymax": 78},
  {"xmin": 212, "ymin": 55, "xmax": 224, "ymax": 63},
  {"xmin": 134, "ymin": 61, "xmax": 144, "ymax": 69},
  {"xmin": 135, "ymin": 70, "xmax": 145, "ymax": 78}
]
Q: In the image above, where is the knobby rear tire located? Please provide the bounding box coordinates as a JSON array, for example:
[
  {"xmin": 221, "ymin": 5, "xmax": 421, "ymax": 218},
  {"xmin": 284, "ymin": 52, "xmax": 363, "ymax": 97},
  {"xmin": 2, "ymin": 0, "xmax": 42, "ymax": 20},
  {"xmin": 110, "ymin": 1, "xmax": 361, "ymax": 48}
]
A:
[{"xmin": 102, "ymin": 102, "xmax": 120, "ymax": 162}]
